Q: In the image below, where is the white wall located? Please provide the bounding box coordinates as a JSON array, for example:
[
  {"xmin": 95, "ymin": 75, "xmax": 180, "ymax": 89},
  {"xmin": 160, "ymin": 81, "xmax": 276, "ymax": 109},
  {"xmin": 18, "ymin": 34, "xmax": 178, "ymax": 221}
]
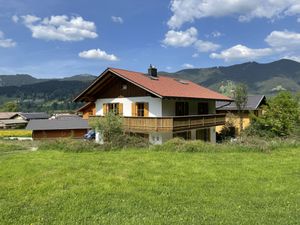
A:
[{"xmin": 95, "ymin": 96, "xmax": 162, "ymax": 117}]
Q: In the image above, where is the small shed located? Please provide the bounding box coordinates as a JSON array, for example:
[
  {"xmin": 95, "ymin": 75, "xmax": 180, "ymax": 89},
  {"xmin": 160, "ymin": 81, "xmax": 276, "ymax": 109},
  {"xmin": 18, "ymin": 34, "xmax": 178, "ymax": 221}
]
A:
[{"xmin": 26, "ymin": 118, "xmax": 90, "ymax": 139}]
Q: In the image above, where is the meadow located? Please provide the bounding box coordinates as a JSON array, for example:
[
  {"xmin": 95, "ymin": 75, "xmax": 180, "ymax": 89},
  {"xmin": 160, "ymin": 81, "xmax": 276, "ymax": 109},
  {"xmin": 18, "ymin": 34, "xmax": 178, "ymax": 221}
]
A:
[
  {"xmin": 0, "ymin": 129, "xmax": 32, "ymax": 138},
  {"xmin": 0, "ymin": 140, "xmax": 299, "ymax": 225}
]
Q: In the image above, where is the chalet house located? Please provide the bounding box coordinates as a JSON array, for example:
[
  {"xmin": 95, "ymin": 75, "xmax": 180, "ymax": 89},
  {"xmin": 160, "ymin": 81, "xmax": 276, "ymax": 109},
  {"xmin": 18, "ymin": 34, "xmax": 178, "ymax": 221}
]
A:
[
  {"xmin": 74, "ymin": 66, "xmax": 232, "ymax": 144},
  {"xmin": 216, "ymin": 95, "xmax": 266, "ymax": 135}
]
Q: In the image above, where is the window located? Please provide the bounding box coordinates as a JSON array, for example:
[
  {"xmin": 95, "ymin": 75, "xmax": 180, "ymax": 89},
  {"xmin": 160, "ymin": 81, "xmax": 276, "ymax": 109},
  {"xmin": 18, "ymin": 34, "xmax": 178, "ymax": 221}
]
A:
[
  {"xmin": 198, "ymin": 102, "xmax": 209, "ymax": 114},
  {"xmin": 132, "ymin": 102, "xmax": 149, "ymax": 117},
  {"xmin": 173, "ymin": 131, "xmax": 191, "ymax": 140},
  {"xmin": 196, "ymin": 129, "xmax": 210, "ymax": 142},
  {"xmin": 175, "ymin": 102, "xmax": 189, "ymax": 116},
  {"xmin": 103, "ymin": 103, "xmax": 123, "ymax": 115},
  {"xmin": 137, "ymin": 103, "xmax": 145, "ymax": 117}
]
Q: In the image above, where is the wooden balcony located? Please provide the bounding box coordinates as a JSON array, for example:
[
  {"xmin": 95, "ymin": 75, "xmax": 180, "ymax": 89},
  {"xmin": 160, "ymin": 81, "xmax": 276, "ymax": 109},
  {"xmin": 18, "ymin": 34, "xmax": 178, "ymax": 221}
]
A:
[
  {"xmin": 123, "ymin": 114, "xmax": 225, "ymax": 132},
  {"xmin": 91, "ymin": 114, "xmax": 225, "ymax": 133}
]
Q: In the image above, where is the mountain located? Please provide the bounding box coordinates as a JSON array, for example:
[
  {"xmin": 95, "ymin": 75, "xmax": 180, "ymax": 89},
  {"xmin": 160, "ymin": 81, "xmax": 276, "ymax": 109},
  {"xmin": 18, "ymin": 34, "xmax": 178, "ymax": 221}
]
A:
[
  {"xmin": 0, "ymin": 74, "xmax": 96, "ymax": 112},
  {"xmin": 162, "ymin": 59, "xmax": 300, "ymax": 95},
  {"xmin": 0, "ymin": 74, "xmax": 96, "ymax": 87},
  {"xmin": 1, "ymin": 59, "xmax": 300, "ymax": 112}
]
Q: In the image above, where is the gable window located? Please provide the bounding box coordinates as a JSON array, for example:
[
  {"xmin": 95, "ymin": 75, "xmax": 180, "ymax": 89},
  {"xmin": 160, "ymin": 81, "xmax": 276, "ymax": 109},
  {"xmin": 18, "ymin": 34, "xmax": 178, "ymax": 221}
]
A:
[
  {"xmin": 198, "ymin": 102, "xmax": 209, "ymax": 114},
  {"xmin": 175, "ymin": 102, "xmax": 189, "ymax": 116},
  {"xmin": 103, "ymin": 103, "xmax": 123, "ymax": 115}
]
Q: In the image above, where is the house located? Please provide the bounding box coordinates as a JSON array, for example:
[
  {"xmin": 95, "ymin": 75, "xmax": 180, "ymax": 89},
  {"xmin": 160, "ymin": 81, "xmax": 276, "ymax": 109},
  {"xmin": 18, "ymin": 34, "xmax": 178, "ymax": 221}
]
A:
[
  {"xmin": 12, "ymin": 112, "xmax": 50, "ymax": 121},
  {"xmin": 76, "ymin": 102, "xmax": 96, "ymax": 119},
  {"xmin": 74, "ymin": 66, "xmax": 232, "ymax": 144},
  {"xmin": 0, "ymin": 112, "xmax": 50, "ymax": 129},
  {"xmin": 26, "ymin": 118, "xmax": 90, "ymax": 139},
  {"xmin": 0, "ymin": 112, "xmax": 26, "ymax": 129},
  {"xmin": 216, "ymin": 95, "xmax": 266, "ymax": 135}
]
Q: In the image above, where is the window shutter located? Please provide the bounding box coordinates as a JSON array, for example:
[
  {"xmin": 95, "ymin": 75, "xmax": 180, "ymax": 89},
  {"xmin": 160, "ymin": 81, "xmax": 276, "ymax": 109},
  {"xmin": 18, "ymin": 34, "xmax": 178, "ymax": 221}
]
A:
[
  {"xmin": 144, "ymin": 103, "xmax": 149, "ymax": 117},
  {"xmin": 119, "ymin": 103, "xmax": 123, "ymax": 116},
  {"xmin": 103, "ymin": 103, "xmax": 107, "ymax": 115},
  {"xmin": 131, "ymin": 103, "xmax": 136, "ymax": 116}
]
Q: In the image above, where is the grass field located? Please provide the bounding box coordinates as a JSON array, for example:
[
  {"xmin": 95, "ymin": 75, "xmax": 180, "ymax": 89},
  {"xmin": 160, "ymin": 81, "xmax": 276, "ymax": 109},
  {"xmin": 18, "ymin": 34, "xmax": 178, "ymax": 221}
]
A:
[
  {"xmin": 0, "ymin": 143, "xmax": 299, "ymax": 224},
  {"xmin": 0, "ymin": 129, "xmax": 32, "ymax": 138}
]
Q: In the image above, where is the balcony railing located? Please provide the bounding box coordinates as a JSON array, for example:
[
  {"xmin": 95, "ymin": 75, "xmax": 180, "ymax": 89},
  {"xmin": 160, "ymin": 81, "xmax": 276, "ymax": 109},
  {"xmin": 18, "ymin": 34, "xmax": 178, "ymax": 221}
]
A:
[{"xmin": 91, "ymin": 114, "xmax": 226, "ymax": 133}]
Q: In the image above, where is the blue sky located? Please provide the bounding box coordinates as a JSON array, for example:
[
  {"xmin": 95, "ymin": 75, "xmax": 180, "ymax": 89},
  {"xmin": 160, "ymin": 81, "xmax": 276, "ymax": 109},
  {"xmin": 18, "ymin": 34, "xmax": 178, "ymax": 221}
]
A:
[{"xmin": 1, "ymin": 0, "xmax": 300, "ymax": 77}]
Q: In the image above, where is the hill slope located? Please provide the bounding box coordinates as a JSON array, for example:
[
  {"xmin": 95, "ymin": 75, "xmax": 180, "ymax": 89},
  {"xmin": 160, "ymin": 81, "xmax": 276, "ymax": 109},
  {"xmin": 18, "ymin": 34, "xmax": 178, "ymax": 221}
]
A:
[{"xmin": 163, "ymin": 59, "xmax": 300, "ymax": 94}]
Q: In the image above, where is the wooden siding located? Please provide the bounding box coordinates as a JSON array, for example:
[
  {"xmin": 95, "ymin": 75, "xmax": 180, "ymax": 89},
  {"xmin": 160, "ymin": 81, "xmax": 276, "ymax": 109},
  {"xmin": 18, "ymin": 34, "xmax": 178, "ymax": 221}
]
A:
[
  {"xmin": 91, "ymin": 114, "xmax": 225, "ymax": 133},
  {"xmin": 32, "ymin": 129, "xmax": 88, "ymax": 139},
  {"xmin": 81, "ymin": 103, "xmax": 96, "ymax": 119},
  {"xmin": 94, "ymin": 74, "xmax": 150, "ymax": 98}
]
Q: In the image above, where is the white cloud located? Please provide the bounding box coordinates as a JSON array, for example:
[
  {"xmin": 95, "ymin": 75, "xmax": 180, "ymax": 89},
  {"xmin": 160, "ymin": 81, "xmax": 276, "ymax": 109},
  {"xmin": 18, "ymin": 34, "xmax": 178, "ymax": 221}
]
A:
[
  {"xmin": 192, "ymin": 53, "xmax": 199, "ymax": 58},
  {"xmin": 111, "ymin": 16, "xmax": 123, "ymax": 24},
  {"xmin": 168, "ymin": 0, "xmax": 300, "ymax": 29},
  {"xmin": 12, "ymin": 15, "xmax": 19, "ymax": 23},
  {"xmin": 211, "ymin": 31, "xmax": 222, "ymax": 38},
  {"xmin": 20, "ymin": 15, "xmax": 98, "ymax": 41},
  {"xmin": 210, "ymin": 44, "xmax": 273, "ymax": 62},
  {"xmin": 283, "ymin": 55, "xmax": 300, "ymax": 62},
  {"xmin": 162, "ymin": 26, "xmax": 220, "ymax": 53},
  {"xmin": 194, "ymin": 40, "xmax": 220, "ymax": 52},
  {"xmin": 79, "ymin": 49, "xmax": 119, "ymax": 61},
  {"xmin": 182, "ymin": 63, "xmax": 195, "ymax": 69},
  {"xmin": 265, "ymin": 30, "xmax": 300, "ymax": 50},
  {"xmin": 162, "ymin": 27, "xmax": 198, "ymax": 47},
  {"xmin": 0, "ymin": 31, "xmax": 16, "ymax": 48}
]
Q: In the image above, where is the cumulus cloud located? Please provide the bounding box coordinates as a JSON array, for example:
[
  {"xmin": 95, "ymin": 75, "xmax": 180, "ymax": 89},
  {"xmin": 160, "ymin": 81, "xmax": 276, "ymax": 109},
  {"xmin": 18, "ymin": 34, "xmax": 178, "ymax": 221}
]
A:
[
  {"xmin": 0, "ymin": 31, "xmax": 16, "ymax": 48},
  {"xmin": 194, "ymin": 40, "xmax": 220, "ymax": 52},
  {"xmin": 182, "ymin": 63, "xmax": 195, "ymax": 69},
  {"xmin": 162, "ymin": 27, "xmax": 198, "ymax": 47},
  {"xmin": 12, "ymin": 15, "xmax": 19, "ymax": 23},
  {"xmin": 168, "ymin": 0, "xmax": 300, "ymax": 29},
  {"xmin": 111, "ymin": 16, "xmax": 123, "ymax": 24},
  {"xmin": 20, "ymin": 15, "xmax": 98, "ymax": 41},
  {"xmin": 265, "ymin": 30, "xmax": 300, "ymax": 50},
  {"xmin": 162, "ymin": 26, "xmax": 220, "ymax": 53},
  {"xmin": 78, "ymin": 49, "xmax": 119, "ymax": 61},
  {"xmin": 210, "ymin": 44, "xmax": 273, "ymax": 62}
]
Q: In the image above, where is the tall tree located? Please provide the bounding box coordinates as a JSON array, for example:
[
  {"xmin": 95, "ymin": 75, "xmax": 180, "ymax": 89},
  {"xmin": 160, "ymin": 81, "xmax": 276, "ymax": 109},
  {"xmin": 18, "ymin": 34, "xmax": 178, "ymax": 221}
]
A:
[{"xmin": 233, "ymin": 83, "xmax": 248, "ymax": 134}]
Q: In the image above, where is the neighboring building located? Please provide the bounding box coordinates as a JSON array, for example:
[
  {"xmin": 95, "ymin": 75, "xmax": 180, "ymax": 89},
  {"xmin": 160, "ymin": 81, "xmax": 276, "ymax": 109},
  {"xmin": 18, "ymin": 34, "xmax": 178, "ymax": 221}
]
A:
[
  {"xmin": 0, "ymin": 112, "xmax": 19, "ymax": 120},
  {"xmin": 12, "ymin": 112, "xmax": 50, "ymax": 121},
  {"xmin": 0, "ymin": 112, "xmax": 50, "ymax": 129},
  {"xmin": 77, "ymin": 102, "xmax": 96, "ymax": 119},
  {"xmin": 216, "ymin": 95, "xmax": 266, "ymax": 135},
  {"xmin": 51, "ymin": 114, "xmax": 82, "ymax": 120},
  {"xmin": 74, "ymin": 66, "xmax": 231, "ymax": 144},
  {"xmin": 26, "ymin": 118, "xmax": 90, "ymax": 139}
]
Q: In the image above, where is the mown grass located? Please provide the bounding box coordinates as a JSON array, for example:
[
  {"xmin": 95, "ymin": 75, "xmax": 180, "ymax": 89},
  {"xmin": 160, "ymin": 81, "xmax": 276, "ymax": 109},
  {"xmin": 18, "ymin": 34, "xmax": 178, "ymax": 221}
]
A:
[
  {"xmin": 0, "ymin": 141, "xmax": 299, "ymax": 225},
  {"xmin": 0, "ymin": 129, "xmax": 32, "ymax": 138}
]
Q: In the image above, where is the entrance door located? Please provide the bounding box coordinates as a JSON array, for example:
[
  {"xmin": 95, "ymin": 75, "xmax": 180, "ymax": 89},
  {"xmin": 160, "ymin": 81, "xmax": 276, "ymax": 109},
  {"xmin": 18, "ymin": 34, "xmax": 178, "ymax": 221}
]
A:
[{"xmin": 175, "ymin": 102, "xmax": 189, "ymax": 116}]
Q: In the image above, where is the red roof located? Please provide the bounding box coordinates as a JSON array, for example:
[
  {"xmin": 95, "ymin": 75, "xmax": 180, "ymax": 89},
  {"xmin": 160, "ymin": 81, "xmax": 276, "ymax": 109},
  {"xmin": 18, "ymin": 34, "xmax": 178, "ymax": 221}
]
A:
[
  {"xmin": 74, "ymin": 67, "xmax": 232, "ymax": 102},
  {"xmin": 109, "ymin": 68, "xmax": 231, "ymax": 101}
]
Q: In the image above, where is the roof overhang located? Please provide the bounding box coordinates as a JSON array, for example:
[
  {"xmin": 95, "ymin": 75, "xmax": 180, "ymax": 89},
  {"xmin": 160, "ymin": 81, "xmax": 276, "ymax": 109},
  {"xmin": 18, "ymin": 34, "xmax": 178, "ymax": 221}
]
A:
[{"xmin": 73, "ymin": 68, "xmax": 162, "ymax": 102}]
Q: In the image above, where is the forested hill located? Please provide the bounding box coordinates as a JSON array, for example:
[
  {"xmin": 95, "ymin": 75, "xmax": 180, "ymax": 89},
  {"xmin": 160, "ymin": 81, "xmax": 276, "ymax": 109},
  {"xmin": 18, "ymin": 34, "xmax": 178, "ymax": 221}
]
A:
[
  {"xmin": 162, "ymin": 59, "xmax": 300, "ymax": 94},
  {"xmin": 0, "ymin": 74, "xmax": 96, "ymax": 112},
  {"xmin": 1, "ymin": 59, "xmax": 300, "ymax": 112}
]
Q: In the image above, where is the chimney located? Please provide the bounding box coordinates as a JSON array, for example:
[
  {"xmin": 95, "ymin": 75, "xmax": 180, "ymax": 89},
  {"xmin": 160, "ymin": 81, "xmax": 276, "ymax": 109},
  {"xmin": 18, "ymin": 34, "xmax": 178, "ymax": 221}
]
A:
[{"xmin": 148, "ymin": 64, "xmax": 157, "ymax": 77}]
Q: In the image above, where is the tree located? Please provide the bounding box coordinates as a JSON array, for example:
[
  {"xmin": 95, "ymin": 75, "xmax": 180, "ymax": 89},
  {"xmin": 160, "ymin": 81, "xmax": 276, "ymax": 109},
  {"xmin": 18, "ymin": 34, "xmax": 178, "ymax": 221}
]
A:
[
  {"xmin": 219, "ymin": 80, "xmax": 236, "ymax": 97},
  {"xmin": 233, "ymin": 83, "xmax": 248, "ymax": 134},
  {"xmin": 253, "ymin": 92, "xmax": 300, "ymax": 136},
  {"xmin": 89, "ymin": 112, "xmax": 123, "ymax": 143},
  {"xmin": 0, "ymin": 101, "xmax": 19, "ymax": 112}
]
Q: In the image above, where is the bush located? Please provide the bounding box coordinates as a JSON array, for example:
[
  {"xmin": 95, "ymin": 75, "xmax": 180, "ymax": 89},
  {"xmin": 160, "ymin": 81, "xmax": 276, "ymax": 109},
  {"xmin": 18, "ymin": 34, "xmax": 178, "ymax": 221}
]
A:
[
  {"xmin": 38, "ymin": 138, "xmax": 104, "ymax": 152},
  {"xmin": 151, "ymin": 138, "xmax": 217, "ymax": 152}
]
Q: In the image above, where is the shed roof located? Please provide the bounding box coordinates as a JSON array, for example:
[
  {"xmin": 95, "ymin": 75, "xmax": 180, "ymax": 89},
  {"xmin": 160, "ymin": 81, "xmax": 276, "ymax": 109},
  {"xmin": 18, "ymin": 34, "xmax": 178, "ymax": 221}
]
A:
[
  {"xmin": 216, "ymin": 95, "xmax": 266, "ymax": 111},
  {"xmin": 0, "ymin": 112, "xmax": 19, "ymax": 120},
  {"xmin": 26, "ymin": 118, "xmax": 90, "ymax": 131},
  {"xmin": 18, "ymin": 112, "xmax": 50, "ymax": 120},
  {"xmin": 74, "ymin": 67, "xmax": 232, "ymax": 102}
]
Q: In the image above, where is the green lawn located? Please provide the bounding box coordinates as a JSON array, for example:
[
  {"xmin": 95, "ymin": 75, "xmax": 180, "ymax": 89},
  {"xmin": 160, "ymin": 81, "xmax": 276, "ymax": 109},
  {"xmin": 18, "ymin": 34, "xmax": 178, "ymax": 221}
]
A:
[{"xmin": 0, "ymin": 146, "xmax": 299, "ymax": 224}]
